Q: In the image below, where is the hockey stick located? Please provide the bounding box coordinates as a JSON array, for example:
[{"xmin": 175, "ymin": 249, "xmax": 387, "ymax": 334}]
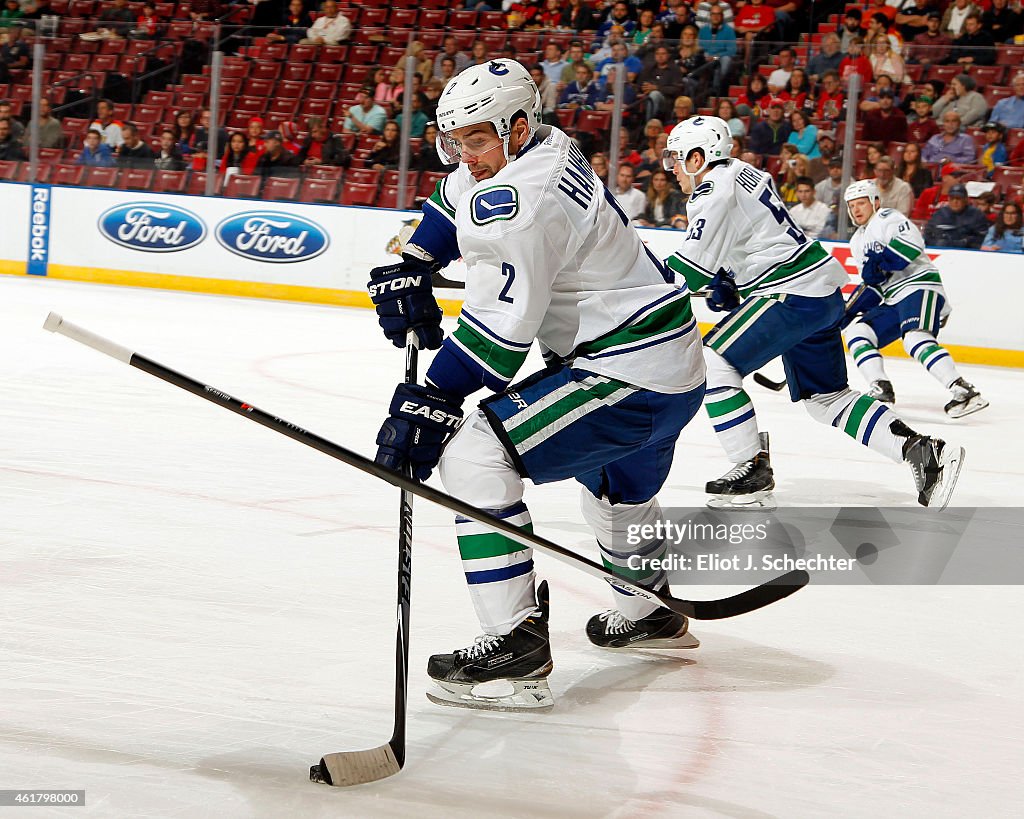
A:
[
  {"xmin": 309, "ymin": 336, "xmax": 418, "ymax": 787},
  {"xmin": 753, "ymin": 373, "xmax": 787, "ymax": 392},
  {"xmin": 42, "ymin": 312, "xmax": 808, "ymax": 623}
]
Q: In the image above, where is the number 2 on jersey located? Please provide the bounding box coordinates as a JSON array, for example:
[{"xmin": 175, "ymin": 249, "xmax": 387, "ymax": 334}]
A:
[
  {"xmin": 499, "ymin": 262, "xmax": 515, "ymax": 303},
  {"xmin": 759, "ymin": 187, "xmax": 806, "ymax": 244}
]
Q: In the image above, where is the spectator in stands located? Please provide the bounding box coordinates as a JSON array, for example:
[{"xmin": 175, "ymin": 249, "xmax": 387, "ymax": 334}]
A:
[
  {"xmin": 816, "ymin": 129, "xmax": 840, "ymax": 163},
  {"xmin": 153, "ymin": 128, "xmax": 185, "ymax": 171},
  {"xmin": 896, "ymin": 141, "xmax": 935, "ymax": 196},
  {"xmin": 366, "ymin": 120, "xmax": 401, "ymax": 170},
  {"xmin": 874, "ymin": 155, "xmax": 914, "ymax": 215},
  {"xmin": 505, "ymin": 0, "xmax": 543, "ymax": 31},
  {"xmin": 979, "ymin": 120, "xmax": 1009, "ymax": 174},
  {"xmin": 421, "ymin": 79, "xmax": 444, "ymax": 121},
  {"xmin": 266, "ymin": 0, "xmax": 311, "ymax": 45},
  {"xmin": 0, "ymin": 99, "xmax": 22, "ymax": 140},
  {"xmin": 632, "ymin": 8, "xmax": 657, "ymax": 48},
  {"xmin": 864, "ymin": 141, "xmax": 886, "ymax": 176},
  {"xmin": 117, "ymin": 123, "xmax": 155, "ymax": 168},
  {"xmin": 807, "ymin": 33, "xmax": 843, "ymax": 85},
  {"xmin": 788, "ymin": 110, "xmax": 819, "ymax": 158},
  {"xmin": 255, "ymin": 130, "xmax": 299, "ymax": 178},
  {"xmin": 559, "ymin": 40, "xmax": 593, "ymax": 87},
  {"xmin": 89, "ymin": 100, "xmax": 124, "ymax": 150},
  {"xmin": 528, "ymin": 65, "xmax": 558, "ymax": 125},
  {"xmin": 767, "ymin": 48, "xmax": 796, "ymax": 94},
  {"xmin": 972, "ymin": 189, "xmax": 999, "ymax": 221},
  {"xmin": 815, "ymin": 157, "xmax": 845, "ymax": 220},
  {"xmin": 907, "ymin": 93, "xmax": 940, "ymax": 144},
  {"xmin": 432, "ymin": 36, "xmax": 470, "ymax": 80},
  {"xmin": 0, "ymin": 116, "xmax": 24, "ymax": 160},
  {"xmin": 466, "ymin": 40, "xmax": 490, "ymax": 71},
  {"xmin": 296, "ymin": 116, "xmax": 350, "ymax": 167},
  {"xmin": 394, "ymin": 41, "xmax": 433, "ymax": 85},
  {"xmin": 343, "ymin": 88, "xmax": 387, "ymax": 136},
  {"xmin": 98, "ymin": 0, "xmax": 135, "ymax": 38},
  {"xmin": 697, "ymin": 4, "xmax": 737, "ymax": 95},
  {"xmin": 396, "ymin": 92, "xmax": 429, "ymax": 139},
  {"xmin": 636, "ymin": 130, "xmax": 668, "ymax": 185},
  {"xmin": 636, "ymin": 168, "xmax": 687, "ymax": 228},
  {"xmin": 194, "ymin": 107, "xmax": 227, "ymax": 158},
  {"xmin": 559, "ymin": 62, "xmax": 603, "ymax": 110},
  {"xmin": 816, "ymin": 71, "xmax": 845, "ymax": 120},
  {"xmin": 941, "ymin": 0, "xmax": 980, "ymax": 38},
  {"xmin": 245, "ymin": 116, "xmax": 265, "ymax": 153},
  {"xmin": 865, "ymin": 12, "xmax": 902, "ymax": 54},
  {"xmin": 748, "ymin": 98, "xmax": 792, "ymax": 156},
  {"xmin": 637, "ymin": 45, "xmax": 684, "ymax": 120},
  {"xmin": 1010, "ymin": 138, "xmax": 1024, "ymax": 165},
  {"xmin": 983, "ymin": 0, "xmax": 1023, "ymax": 44},
  {"xmin": 302, "ymin": 0, "xmax": 351, "ymax": 45},
  {"xmin": 666, "ymin": 95, "xmax": 694, "ymax": 128},
  {"xmin": 932, "ymin": 75, "xmax": 987, "ymax": 127},
  {"xmin": 991, "ymin": 73, "xmax": 1024, "ymax": 130},
  {"xmin": 734, "ymin": 0, "xmax": 777, "ymax": 60},
  {"xmin": 912, "ymin": 163, "xmax": 967, "ymax": 218},
  {"xmin": 132, "ymin": 2, "xmax": 160, "ymax": 40},
  {"xmin": 870, "ymin": 37, "xmax": 906, "ymax": 84},
  {"xmin": 780, "ymin": 68, "xmax": 813, "ymax": 118},
  {"xmin": 189, "ymin": 0, "xmax": 221, "ymax": 22},
  {"xmin": 716, "ymin": 98, "xmax": 745, "ymax": 137},
  {"xmin": 949, "ymin": 13, "xmax": 996, "ymax": 66},
  {"xmin": 561, "ymin": 0, "xmax": 596, "ymax": 33},
  {"xmin": 736, "ymin": 73, "xmax": 771, "ymax": 117},
  {"xmin": 277, "ymin": 121, "xmax": 302, "ymax": 156},
  {"xmin": 596, "ymin": 64, "xmax": 639, "ymax": 122},
  {"xmin": 537, "ymin": 0, "xmax": 564, "ymax": 30},
  {"xmin": 925, "ymin": 183, "xmax": 988, "ymax": 247},
  {"xmin": 839, "ymin": 8, "xmax": 866, "ymax": 52},
  {"xmin": 77, "ymin": 129, "xmax": 114, "ymax": 167},
  {"xmin": 373, "ymin": 67, "xmax": 403, "ymax": 115},
  {"xmin": 907, "ymin": 11, "xmax": 952, "ymax": 67},
  {"xmin": 589, "ymin": 152, "xmax": 609, "ymax": 186},
  {"xmin": 839, "ymin": 38, "xmax": 874, "ymax": 86},
  {"xmin": 612, "ymin": 161, "xmax": 646, "ymax": 220},
  {"xmin": 893, "ymin": 0, "xmax": 931, "ymax": 43},
  {"xmin": 777, "ymin": 151, "xmax": 810, "ymax": 205},
  {"xmin": 863, "ymin": 89, "xmax": 909, "ymax": 146},
  {"xmin": 0, "ymin": 23, "xmax": 29, "ymax": 83},
  {"xmin": 221, "ymin": 131, "xmax": 258, "ymax": 174},
  {"xmin": 596, "ymin": 41, "xmax": 643, "ymax": 91},
  {"xmin": 172, "ymin": 109, "xmax": 198, "ymax": 156},
  {"xmin": 662, "ymin": 0, "xmax": 693, "ymax": 42},
  {"xmin": 540, "ymin": 42, "xmax": 568, "ymax": 85},
  {"xmin": 33, "ymin": 97, "xmax": 64, "ymax": 149},
  {"xmin": 637, "ymin": 22, "xmax": 669, "ymax": 65},
  {"xmin": 0, "ymin": 0, "xmax": 23, "ymax": 27},
  {"xmin": 982, "ymin": 201, "xmax": 1024, "ymax": 252},
  {"xmin": 790, "ymin": 176, "xmax": 831, "ymax": 239}
]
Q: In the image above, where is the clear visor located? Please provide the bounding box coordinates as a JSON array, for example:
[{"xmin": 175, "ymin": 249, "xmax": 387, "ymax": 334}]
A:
[
  {"xmin": 436, "ymin": 128, "xmax": 505, "ymax": 165},
  {"xmin": 661, "ymin": 149, "xmax": 684, "ymax": 172}
]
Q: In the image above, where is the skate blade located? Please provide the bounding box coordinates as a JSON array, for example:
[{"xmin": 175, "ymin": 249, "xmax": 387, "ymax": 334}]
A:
[
  {"xmin": 924, "ymin": 445, "xmax": 965, "ymax": 511},
  {"xmin": 707, "ymin": 491, "xmax": 777, "ymax": 512},
  {"xmin": 599, "ymin": 631, "xmax": 701, "ymax": 650},
  {"xmin": 426, "ymin": 675, "xmax": 554, "ymax": 712},
  {"xmin": 945, "ymin": 395, "xmax": 989, "ymax": 418}
]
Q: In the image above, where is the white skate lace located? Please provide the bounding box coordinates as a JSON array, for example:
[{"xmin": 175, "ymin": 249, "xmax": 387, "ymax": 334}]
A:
[
  {"xmin": 719, "ymin": 460, "xmax": 754, "ymax": 482},
  {"xmin": 597, "ymin": 610, "xmax": 635, "ymax": 635},
  {"xmin": 455, "ymin": 634, "xmax": 503, "ymax": 660}
]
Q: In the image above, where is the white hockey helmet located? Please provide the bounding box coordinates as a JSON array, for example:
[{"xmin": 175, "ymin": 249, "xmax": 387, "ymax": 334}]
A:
[
  {"xmin": 434, "ymin": 59, "xmax": 542, "ymax": 165},
  {"xmin": 662, "ymin": 115, "xmax": 733, "ymax": 183},
  {"xmin": 844, "ymin": 178, "xmax": 882, "ymax": 225}
]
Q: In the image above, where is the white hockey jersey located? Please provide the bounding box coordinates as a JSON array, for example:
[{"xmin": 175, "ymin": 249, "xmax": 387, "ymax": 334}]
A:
[
  {"xmin": 426, "ymin": 126, "xmax": 705, "ymax": 396},
  {"xmin": 848, "ymin": 208, "xmax": 948, "ymax": 306},
  {"xmin": 665, "ymin": 159, "xmax": 848, "ymax": 298}
]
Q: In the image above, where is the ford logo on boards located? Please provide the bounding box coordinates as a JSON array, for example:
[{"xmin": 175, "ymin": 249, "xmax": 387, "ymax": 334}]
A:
[
  {"xmin": 98, "ymin": 203, "xmax": 207, "ymax": 252},
  {"xmin": 215, "ymin": 211, "xmax": 329, "ymax": 263}
]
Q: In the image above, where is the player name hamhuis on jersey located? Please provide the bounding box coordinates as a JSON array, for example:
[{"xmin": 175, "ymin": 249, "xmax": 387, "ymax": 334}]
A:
[
  {"xmin": 666, "ymin": 159, "xmax": 848, "ymax": 299},
  {"xmin": 849, "ymin": 208, "xmax": 947, "ymax": 305},
  {"xmin": 423, "ymin": 125, "xmax": 705, "ymax": 397}
]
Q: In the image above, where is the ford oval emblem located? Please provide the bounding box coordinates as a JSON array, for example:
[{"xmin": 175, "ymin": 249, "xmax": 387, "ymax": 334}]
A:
[
  {"xmin": 215, "ymin": 211, "xmax": 329, "ymax": 263},
  {"xmin": 97, "ymin": 202, "xmax": 206, "ymax": 252}
]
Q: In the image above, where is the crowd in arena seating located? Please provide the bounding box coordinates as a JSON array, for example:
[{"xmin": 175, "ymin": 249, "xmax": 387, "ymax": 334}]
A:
[{"xmin": 0, "ymin": 0, "xmax": 1022, "ymax": 251}]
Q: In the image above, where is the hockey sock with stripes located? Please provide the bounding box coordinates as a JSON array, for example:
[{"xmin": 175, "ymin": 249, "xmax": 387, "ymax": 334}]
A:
[
  {"xmin": 903, "ymin": 331, "xmax": 960, "ymax": 390},
  {"xmin": 705, "ymin": 386, "xmax": 762, "ymax": 463},
  {"xmin": 846, "ymin": 328, "xmax": 888, "ymax": 384}
]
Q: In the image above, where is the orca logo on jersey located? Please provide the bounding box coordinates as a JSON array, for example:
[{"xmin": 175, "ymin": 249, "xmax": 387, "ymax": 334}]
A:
[
  {"xmin": 216, "ymin": 211, "xmax": 329, "ymax": 263},
  {"xmin": 689, "ymin": 181, "xmax": 715, "ymax": 202},
  {"xmin": 489, "ymin": 61, "xmax": 510, "ymax": 76},
  {"xmin": 472, "ymin": 185, "xmax": 519, "ymax": 226},
  {"xmin": 98, "ymin": 203, "xmax": 206, "ymax": 252}
]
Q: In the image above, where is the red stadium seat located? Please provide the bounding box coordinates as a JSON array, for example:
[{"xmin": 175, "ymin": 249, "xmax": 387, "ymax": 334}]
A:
[
  {"xmin": 120, "ymin": 168, "xmax": 154, "ymax": 190},
  {"xmin": 83, "ymin": 166, "xmax": 118, "ymax": 188},
  {"xmin": 377, "ymin": 184, "xmax": 416, "ymax": 210},
  {"xmin": 576, "ymin": 110, "xmax": 611, "ymax": 135},
  {"xmin": 0, "ymin": 159, "xmax": 19, "ymax": 180},
  {"xmin": 345, "ymin": 167, "xmax": 381, "ymax": 186},
  {"xmin": 283, "ymin": 63, "xmax": 312, "ymax": 82},
  {"xmin": 299, "ymin": 177, "xmax": 339, "ymax": 203},
  {"xmin": 307, "ymin": 165, "xmax": 344, "ymax": 181},
  {"xmin": 153, "ymin": 170, "xmax": 188, "ymax": 193},
  {"xmin": 416, "ymin": 171, "xmax": 447, "ymax": 199},
  {"xmin": 313, "ymin": 64, "xmax": 343, "ymax": 83},
  {"xmin": 263, "ymin": 176, "xmax": 300, "ymax": 201},
  {"xmin": 340, "ymin": 181, "xmax": 379, "ymax": 206},
  {"xmin": 225, "ymin": 174, "xmax": 263, "ymax": 198},
  {"xmin": 52, "ymin": 163, "xmax": 85, "ymax": 186}
]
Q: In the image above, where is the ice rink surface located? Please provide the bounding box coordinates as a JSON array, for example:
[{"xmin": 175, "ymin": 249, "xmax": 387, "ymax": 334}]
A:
[{"xmin": 2, "ymin": 275, "xmax": 1022, "ymax": 818}]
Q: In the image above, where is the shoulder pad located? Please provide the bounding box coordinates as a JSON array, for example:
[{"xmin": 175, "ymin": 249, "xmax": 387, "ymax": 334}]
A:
[{"xmin": 470, "ymin": 184, "xmax": 520, "ymax": 227}]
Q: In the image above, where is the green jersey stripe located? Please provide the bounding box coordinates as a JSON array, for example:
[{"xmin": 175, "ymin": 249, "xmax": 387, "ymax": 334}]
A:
[
  {"xmin": 884, "ymin": 270, "xmax": 942, "ymax": 298},
  {"xmin": 452, "ymin": 319, "xmax": 529, "ymax": 380},
  {"xmin": 428, "ymin": 180, "xmax": 456, "ymax": 221},
  {"xmin": 707, "ymin": 297, "xmax": 774, "ymax": 350},
  {"xmin": 508, "ymin": 378, "xmax": 628, "ymax": 447},
  {"xmin": 889, "ymin": 236, "xmax": 922, "ymax": 261},
  {"xmin": 575, "ymin": 294, "xmax": 694, "ymax": 357},
  {"xmin": 740, "ymin": 242, "xmax": 830, "ymax": 296},
  {"xmin": 666, "ymin": 254, "xmax": 713, "ymax": 293}
]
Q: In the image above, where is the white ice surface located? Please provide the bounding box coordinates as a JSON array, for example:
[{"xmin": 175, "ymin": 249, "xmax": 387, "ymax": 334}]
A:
[{"xmin": 2, "ymin": 276, "xmax": 1022, "ymax": 818}]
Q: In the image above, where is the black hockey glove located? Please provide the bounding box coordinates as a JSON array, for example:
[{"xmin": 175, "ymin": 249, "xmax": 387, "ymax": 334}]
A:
[
  {"xmin": 368, "ymin": 254, "xmax": 444, "ymax": 350},
  {"xmin": 375, "ymin": 383, "xmax": 464, "ymax": 482},
  {"xmin": 706, "ymin": 270, "xmax": 740, "ymax": 313},
  {"xmin": 839, "ymin": 283, "xmax": 883, "ymax": 330}
]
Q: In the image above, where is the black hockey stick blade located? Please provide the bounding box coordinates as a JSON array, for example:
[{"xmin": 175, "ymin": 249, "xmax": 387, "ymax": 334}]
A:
[
  {"xmin": 42, "ymin": 312, "xmax": 809, "ymax": 621},
  {"xmin": 753, "ymin": 372, "xmax": 787, "ymax": 392}
]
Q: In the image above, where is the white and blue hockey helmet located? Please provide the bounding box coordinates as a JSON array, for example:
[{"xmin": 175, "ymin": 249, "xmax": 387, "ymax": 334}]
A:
[
  {"xmin": 844, "ymin": 178, "xmax": 882, "ymax": 224},
  {"xmin": 434, "ymin": 59, "xmax": 542, "ymax": 165},
  {"xmin": 663, "ymin": 115, "xmax": 733, "ymax": 180}
]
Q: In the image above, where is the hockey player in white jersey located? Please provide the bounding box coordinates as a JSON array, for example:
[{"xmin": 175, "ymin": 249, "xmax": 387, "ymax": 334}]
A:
[
  {"xmin": 662, "ymin": 116, "xmax": 964, "ymax": 510},
  {"xmin": 841, "ymin": 180, "xmax": 988, "ymax": 417},
  {"xmin": 365, "ymin": 60, "xmax": 707, "ymax": 711}
]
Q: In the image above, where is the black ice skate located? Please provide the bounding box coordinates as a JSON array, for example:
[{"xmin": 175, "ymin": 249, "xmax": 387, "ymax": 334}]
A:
[
  {"xmin": 706, "ymin": 432, "xmax": 776, "ymax": 510},
  {"xmin": 426, "ymin": 581, "xmax": 553, "ymax": 712},
  {"xmin": 903, "ymin": 435, "xmax": 965, "ymax": 510},
  {"xmin": 586, "ymin": 606, "xmax": 699, "ymax": 650},
  {"xmin": 869, "ymin": 379, "xmax": 895, "ymax": 404},
  {"xmin": 944, "ymin": 378, "xmax": 989, "ymax": 418}
]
